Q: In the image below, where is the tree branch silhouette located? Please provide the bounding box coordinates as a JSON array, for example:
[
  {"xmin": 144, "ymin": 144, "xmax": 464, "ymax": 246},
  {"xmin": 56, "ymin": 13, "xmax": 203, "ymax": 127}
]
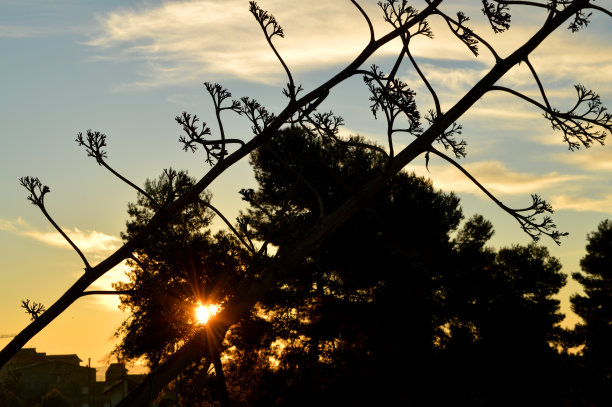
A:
[
  {"xmin": 76, "ymin": 131, "xmax": 160, "ymax": 209},
  {"xmin": 2, "ymin": 1, "xmax": 609, "ymax": 406},
  {"xmin": 21, "ymin": 299, "xmax": 46, "ymax": 321},
  {"xmin": 19, "ymin": 176, "xmax": 92, "ymax": 270},
  {"xmin": 428, "ymin": 147, "xmax": 568, "ymax": 244}
]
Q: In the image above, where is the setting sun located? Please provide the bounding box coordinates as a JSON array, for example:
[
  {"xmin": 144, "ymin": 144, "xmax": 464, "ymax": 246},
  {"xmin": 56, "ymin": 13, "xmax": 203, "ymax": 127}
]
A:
[{"xmin": 195, "ymin": 303, "xmax": 220, "ymax": 325}]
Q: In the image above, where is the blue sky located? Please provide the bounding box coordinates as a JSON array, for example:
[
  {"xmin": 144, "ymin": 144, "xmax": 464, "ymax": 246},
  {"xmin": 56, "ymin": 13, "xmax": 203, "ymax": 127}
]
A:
[{"xmin": 1, "ymin": 0, "xmax": 611, "ymax": 373}]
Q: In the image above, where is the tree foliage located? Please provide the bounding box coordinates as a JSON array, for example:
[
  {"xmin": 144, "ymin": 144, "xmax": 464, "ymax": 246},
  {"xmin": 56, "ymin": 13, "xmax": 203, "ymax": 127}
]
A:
[
  {"xmin": 233, "ymin": 127, "xmax": 463, "ymax": 405},
  {"xmin": 2, "ymin": 0, "xmax": 611, "ymax": 405},
  {"xmin": 571, "ymin": 220, "xmax": 612, "ymax": 404},
  {"xmin": 114, "ymin": 170, "xmax": 247, "ymax": 368},
  {"xmin": 114, "ymin": 128, "xmax": 573, "ymax": 405}
]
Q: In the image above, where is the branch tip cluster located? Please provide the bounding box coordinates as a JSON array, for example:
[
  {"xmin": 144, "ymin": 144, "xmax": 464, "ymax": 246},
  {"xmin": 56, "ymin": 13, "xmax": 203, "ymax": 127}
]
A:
[
  {"xmin": 545, "ymin": 84, "xmax": 611, "ymax": 150},
  {"xmin": 76, "ymin": 130, "xmax": 107, "ymax": 165},
  {"xmin": 21, "ymin": 299, "xmax": 45, "ymax": 321},
  {"xmin": 426, "ymin": 110, "xmax": 466, "ymax": 159},
  {"xmin": 481, "ymin": 0, "xmax": 511, "ymax": 33},
  {"xmin": 515, "ymin": 194, "xmax": 568, "ymax": 245},
  {"xmin": 19, "ymin": 176, "xmax": 50, "ymax": 207}
]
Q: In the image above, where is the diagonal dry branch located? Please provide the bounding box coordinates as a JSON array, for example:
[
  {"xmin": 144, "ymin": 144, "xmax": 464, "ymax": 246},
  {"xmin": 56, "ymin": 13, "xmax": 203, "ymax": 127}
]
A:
[
  {"xmin": 117, "ymin": 1, "xmax": 594, "ymax": 404},
  {"xmin": 0, "ymin": 0, "xmax": 444, "ymax": 370}
]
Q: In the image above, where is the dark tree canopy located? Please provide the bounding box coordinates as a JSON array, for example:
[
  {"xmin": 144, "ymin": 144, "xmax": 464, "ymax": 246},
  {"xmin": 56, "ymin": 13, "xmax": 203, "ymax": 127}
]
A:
[
  {"xmin": 113, "ymin": 127, "xmax": 572, "ymax": 406},
  {"xmin": 114, "ymin": 128, "xmax": 467, "ymax": 405},
  {"xmin": 114, "ymin": 170, "xmax": 248, "ymax": 368},
  {"xmin": 235, "ymin": 127, "xmax": 464, "ymax": 405},
  {"xmin": 571, "ymin": 220, "xmax": 612, "ymax": 404}
]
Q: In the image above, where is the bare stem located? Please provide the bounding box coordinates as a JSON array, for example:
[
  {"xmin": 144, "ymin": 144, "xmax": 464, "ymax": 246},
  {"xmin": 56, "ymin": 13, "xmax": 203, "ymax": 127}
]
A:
[
  {"xmin": 351, "ymin": 0, "xmax": 375, "ymax": 43},
  {"xmin": 40, "ymin": 205, "xmax": 92, "ymax": 271},
  {"xmin": 199, "ymin": 199, "xmax": 256, "ymax": 254}
]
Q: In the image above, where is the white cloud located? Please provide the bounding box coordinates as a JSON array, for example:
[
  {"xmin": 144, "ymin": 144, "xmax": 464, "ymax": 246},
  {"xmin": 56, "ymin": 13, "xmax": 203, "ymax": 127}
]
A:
[
  {"xmin": 84, "ymin": 0, "xmax": 612, "ymax": 92},
  {"xmin": 83, "ymin": 0, "xmax": 611, "ymax": 95},
  {"xmin": 86, "ymin": 1, "xmax": 510, "ymax": 89},
  {"xmin": 0, "ymin": 218, "xmax": 121, "ymax": 255},
  {"xmin": 406, "ymin": 159, "xmax": 581, "ymax": 196},
  {"xmin": 551, "ymin": 194, "xmax": 612, "ymax": 214},
  {"xmin": 0, "ymin": 219, "xmax": 128, "ymax": 311},
  {"xmin": 0, "ymin": 217, "xmax": 23, "ymax": 233},
  {"xmin": 552, "ymin": 147, "xmax": 612, "ymax": 172},
  {"xmin": 86, "ymin": 1, "xmax": 380, "ymax": 88},
  {"xmin": 404, "ymin": 64, "xmax": 491, "ymax": 98},
  {"xmin": 23, "ymin": 228, "xmax": 121, "ymax": 253}
]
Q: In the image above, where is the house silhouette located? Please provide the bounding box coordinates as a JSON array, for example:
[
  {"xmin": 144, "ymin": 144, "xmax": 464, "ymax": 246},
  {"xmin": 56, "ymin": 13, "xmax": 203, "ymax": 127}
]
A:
[{"xmin": 0, "ymin": 348, "xmax": 173, "ymax": 407}]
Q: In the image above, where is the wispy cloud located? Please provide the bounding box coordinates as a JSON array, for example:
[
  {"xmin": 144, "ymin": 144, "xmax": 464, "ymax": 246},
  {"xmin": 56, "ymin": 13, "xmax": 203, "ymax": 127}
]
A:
[
  {"xmin": 0, "ymin": 217, "xmax": 121, "ymax": 255},
  {"xmin": 0, "ymin": 25, "xmax": 52, "ymax": 38},
  {"xmin": 84, "ymin": 1, "xmax": 612, "ymax": 92},
  {"xmin": 551, "ymin": 194, "xmax": 612, "ymax": 213},
  {"xmin": 0, "ymin": 23, "xmax": 82, "ymax": 38},
  {"xmin": 86, "ymin": 1, "xmax": 379, "ymax": 88},
  {"xmin": 552, "ymin": 147, "xmax": 612, "ymax": 172},
  {"xmin": 404, "ymin": 158, "xmax": 612, "ymax": 214},
  {"xmin": 85, "ymin": 1, "xmax": 507, "ymax": 89},
  {"xmin": 0, "ymin": 218, "xmax": 128, "ymax": 311},
  {"xmin": 23, "ymin": 228, "xmax": 121, "ymax": 253},
  {"xmin": 407, "ymin": 160, "xmax": 581, "ymax": 196}
]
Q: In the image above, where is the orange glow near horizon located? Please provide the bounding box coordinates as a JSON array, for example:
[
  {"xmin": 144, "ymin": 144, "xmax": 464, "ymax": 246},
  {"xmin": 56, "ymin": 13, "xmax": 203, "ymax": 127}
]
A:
[{"xmin": 195, "ymin": 302, "xmax": 220, "ymax": 325}]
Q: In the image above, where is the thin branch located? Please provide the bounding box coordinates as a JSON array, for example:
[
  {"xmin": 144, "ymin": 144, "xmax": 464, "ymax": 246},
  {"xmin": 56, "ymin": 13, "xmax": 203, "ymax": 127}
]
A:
[
  {"xmin": 388, "ymin": 34, "xmax": 408, "ymax": 82},
  {"xmin": 588, "ymin": 3, "xmax": 612, "ymax": 19},
  {"xmin": 406, "ymin": 46, "xmax": 441, "ymax": 116},
  {"xmin": 19, "ymin": 177, "xmax": 92, "ymax": 270},
  {"xmin": 199, "ymin": 198, "xmax": 256, "ymax": 254},
  {"xmin": 428, "ymin": 147, "xmax": 567, "ymax": 244},
  {"xmin": 495, "ymin": 0, "xmax": 549, "ymax": 8},
  {"xmin": 203, "ymin": 82, "xmax": 243, "ymax": 161},
  {"xmin": 21, "ymin": 300, "xmax": 46, "ymax": 321},
  {"xmin": 177, "ymin": 112, "xmax": 246, "ymax": 166},
  {"xmin": 351, "ymin": 0, "xmax": 375, "ymax": 43},
  {"xmin": 76, "ymin": 131, "xmax": 161, "ymax": 209},
  {"xmin": 362, "ymin": 65, "xmax": 421, "ymax": 157},
  {"xmin": 249, "ymin": 2, "xmax": 296, "ymax": 100},
  {"xmin": 491, "ymin": 85, "xmax": 550, "ymax": 110},
  {"xmin": 79, "ymin": 290, "xmax": 134, "ymax": 297},
  {"xmin": 490, "ymin": 85, "xmax": 610, "ymax": 149},
  {"xmin": 435, "ymin": 9, "xmax": 501, "ymax": 61},
  {"xmin": 524, "ymin": 57, "xmax": 552, "ymax": 110},
  {"xmin": 238, "ymin": 97, "xmax": 276, "ymax": 136}
]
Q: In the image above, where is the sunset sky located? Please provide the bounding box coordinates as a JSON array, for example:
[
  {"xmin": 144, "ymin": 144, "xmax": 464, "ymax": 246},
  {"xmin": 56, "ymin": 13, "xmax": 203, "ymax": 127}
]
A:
[{"xmin": 1, "ymin": 0, "xmax": 611, "ymax": 375}]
